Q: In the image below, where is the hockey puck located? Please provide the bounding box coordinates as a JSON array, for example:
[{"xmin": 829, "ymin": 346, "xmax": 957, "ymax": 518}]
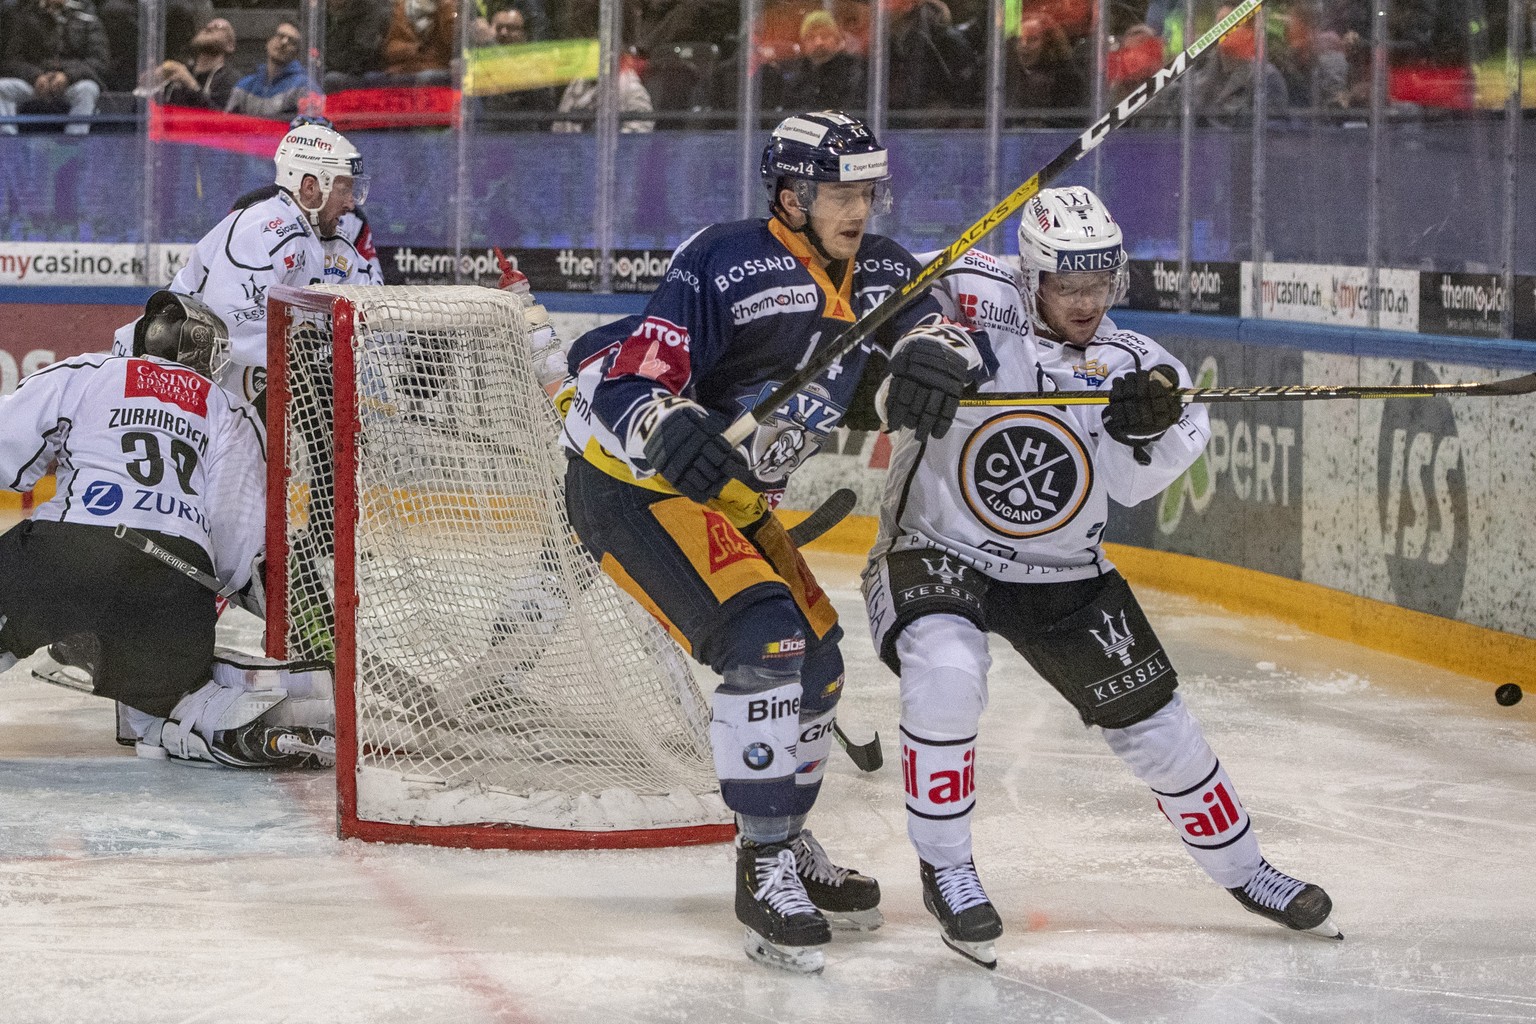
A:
[{"xmin": 1495, "ymin": 683, "xmax": 1523, "ymax": 707}]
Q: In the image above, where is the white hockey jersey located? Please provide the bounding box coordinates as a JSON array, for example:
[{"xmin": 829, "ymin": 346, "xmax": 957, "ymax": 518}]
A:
[
  {"xmin": 871, "ymin": 249, "xmax": 1210, "ymax": 583},
  {"xmin": 0, "ymin": 353, "xmax": 267, "ymax": 592}
]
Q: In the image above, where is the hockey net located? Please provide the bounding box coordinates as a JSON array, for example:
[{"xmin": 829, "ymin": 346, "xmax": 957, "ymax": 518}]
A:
[{"xmin": 264, "ymin": 285, "xmax": 731, "ymax": 848}]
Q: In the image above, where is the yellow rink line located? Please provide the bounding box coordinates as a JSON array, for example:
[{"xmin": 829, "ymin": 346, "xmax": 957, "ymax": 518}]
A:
[{"xmin": 779, "ymin": 509, "xmax": 1536, "ymax": 690}]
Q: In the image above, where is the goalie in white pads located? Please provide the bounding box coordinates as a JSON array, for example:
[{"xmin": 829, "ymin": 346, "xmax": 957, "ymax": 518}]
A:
[
  {"xmin": 0, "ymin": 291, "xmax": 334, "ymax": 768},
  {"xmin": 863, "ymin": 187, "xmax": 1338, "ymax": 968}
]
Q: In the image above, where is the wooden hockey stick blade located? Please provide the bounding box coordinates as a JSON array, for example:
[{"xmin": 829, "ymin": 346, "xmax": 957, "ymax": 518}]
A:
[
  {"xmin": 112, "ymin": 524, "xmax": 235, "ymax": 596},
  {"xmin": 786, "ymin": 487, "xmax": 858, "ymax": 547},
  {"xmin": 720, "ymin": 0, "xmax": 1264, "ymax": 448},
  {"xmin": 958, "ymin": 371, "xmax": 1536, "ymax": 407},
  {"xmin": 834, "ymin": 723, "xmax": 883, "ymax": 772}
]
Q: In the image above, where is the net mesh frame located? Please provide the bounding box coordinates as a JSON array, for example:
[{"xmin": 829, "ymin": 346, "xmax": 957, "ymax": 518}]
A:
[{"xmin": 264, "ymin": 285, "xmax": 732, "ymax": 849}]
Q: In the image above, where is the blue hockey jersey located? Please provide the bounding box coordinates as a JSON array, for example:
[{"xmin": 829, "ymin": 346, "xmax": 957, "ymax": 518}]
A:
[{"xmin": 561, "ymin": 217, "xmax": 965, "ymax": 521}]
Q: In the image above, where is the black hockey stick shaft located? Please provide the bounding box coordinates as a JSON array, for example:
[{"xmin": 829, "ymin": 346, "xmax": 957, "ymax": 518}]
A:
[
  {"xmin": 833, "ymin": 722, "xmax": 883, "ymax": 772},
  {"xmin": 959, "ymin": 371, "xmax": 1536, "ymax": 407},
  {"xmin": 721, "ymin": 0, "xmax": 1265, "ymax": 448},
  {"xmin": 786, "ymin": 487, "xmax": 858, "ymax": 547},
  {"xmin": 112, "ymin": 524, "xmax": 235, "ymax": 596}
]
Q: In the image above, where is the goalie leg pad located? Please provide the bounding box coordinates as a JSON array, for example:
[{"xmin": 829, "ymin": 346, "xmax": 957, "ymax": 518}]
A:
[
  {"xmin": 212, "ymin": 648, "xmax": 335, "ymax": 731},
  {"xmin": 897, "ymin": 614, "xmax": 991, "ymax": 868},
  {"xmin": 1102, "ymin": 695, "xmax": 1262, "ymax": 888}
]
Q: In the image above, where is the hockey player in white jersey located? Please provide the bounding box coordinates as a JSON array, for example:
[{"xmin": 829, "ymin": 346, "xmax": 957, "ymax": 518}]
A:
[
  {"xmin": 863, "ymin": 187, "xmax": 1338, "ymax": 968},
  {"xmin": 1, "ymin": 291, "xmax": 333, "ymax": 769},
  {"xmin": 112, "ymin": 122, "xmax": 373, "ymax": 409}
]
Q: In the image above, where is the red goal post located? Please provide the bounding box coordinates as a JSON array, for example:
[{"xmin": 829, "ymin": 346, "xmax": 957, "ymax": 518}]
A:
[{"xmin": 264, "ymin": 284, "xmax": 733, "ymax": 849}]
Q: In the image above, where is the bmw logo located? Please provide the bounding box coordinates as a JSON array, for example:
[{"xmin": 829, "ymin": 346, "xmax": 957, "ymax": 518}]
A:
[{"xmin": 742, "ymin": 742, "xmax": 774, "ymax": 771}]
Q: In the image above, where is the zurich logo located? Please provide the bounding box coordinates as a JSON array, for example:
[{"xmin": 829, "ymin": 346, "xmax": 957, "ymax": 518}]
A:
[
  {"xmin": 742, "ymin": 742, "xmax": 775, "ymax": 771},
  {"xmin": 82, "ymin": 481, "xmax": 123, "ymax": 515}
]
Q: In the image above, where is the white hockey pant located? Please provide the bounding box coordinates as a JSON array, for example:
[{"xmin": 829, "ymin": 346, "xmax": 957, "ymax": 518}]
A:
[
  {"xmin": 897, "ymin": 614, "xmax": 991, "ymax": 869},
  {"xmin": 1101, "ymin": 694, "xmax": 1262, "ymax": 888}
]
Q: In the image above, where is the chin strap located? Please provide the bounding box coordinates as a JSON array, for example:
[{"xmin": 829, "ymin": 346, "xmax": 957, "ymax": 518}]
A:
[{"xmin": 769, "ymin": 199, "xmax": 839, "ymax": 267}]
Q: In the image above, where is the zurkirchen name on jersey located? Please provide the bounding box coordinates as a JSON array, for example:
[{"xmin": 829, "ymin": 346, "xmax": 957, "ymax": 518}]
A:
[{"xmin": 107, "ymin": 407, "xmax": 211, "ymax": 455}]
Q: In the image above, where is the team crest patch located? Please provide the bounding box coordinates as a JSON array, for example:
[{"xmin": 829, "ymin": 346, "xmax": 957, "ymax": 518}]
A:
[
  {"xmin": 959, "ymin": 411, "xmax": 1092, "ymax": 539},
  {"xmin": 702, "ymin": 508, "xmax": 764, "ymax": 573},
  {"xmin": 1073, "ymin": 360, "xmax": 1110, "ymax": 387},
  {"xmin": 124, "ymin": 359, "xmax": 210, "ymax": 416}
]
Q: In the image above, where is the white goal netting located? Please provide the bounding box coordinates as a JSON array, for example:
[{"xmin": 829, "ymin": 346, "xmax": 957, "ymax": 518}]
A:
[{"xmin": 266, "ymin": 285, "xmax": 730, "ymax": 847}]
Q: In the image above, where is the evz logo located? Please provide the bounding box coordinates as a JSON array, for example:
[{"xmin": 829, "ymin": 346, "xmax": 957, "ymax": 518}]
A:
[
  {"xmin": 960, "ymin": 412, "xmax": 1092, "ymax": 539},
  {"xmin": 743, "ymin": 381, "xmax": 846, "ymax": 483},
  {"xmin": 1089, "ymin": 609, "xmax": 1136, "ymax": 666}
]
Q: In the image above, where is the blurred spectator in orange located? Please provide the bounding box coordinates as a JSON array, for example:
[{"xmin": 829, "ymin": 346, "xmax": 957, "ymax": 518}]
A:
[
  {"xmin": 325, "ymin": 0, "xmax": 393, "ymax": 91},
  {"xmin": 153, "ymin": 16, "xmax": 238, "ymax": 109},
  {"xmin": 1004, "ymin": 11, "xmax": 1088, "ymax": 126},
  {"xmin": 1191, "ymin": 3, "xmax": 1289, "ymax": 124},
  {"xmin": 765, "ymin": 10, "xmax": 867, "ymax": 113},
  {"xmin": 0, "ymin": 0, "xmax": 109, "ymax": 135},
  {"xmin": 887, "ymin": 0, "xmax": 982, "ymax": 116},
  {"xmin": 1106, "ymin": 22, "xmax": 1162, "ymax": 104},
  {"xmin": 227, "ymin": 22, "xmax": 310, "ymax": 119},
  {"xmin": 383, "ymin": 0, "xmax": 457, "ymax": 84}
]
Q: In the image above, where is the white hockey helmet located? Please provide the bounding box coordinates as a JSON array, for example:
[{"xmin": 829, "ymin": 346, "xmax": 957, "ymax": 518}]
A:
[
  {"xmin": 274, "ymin": 124, "xmax": 370, "ymax": 217},
  {"xmin": 1017, "ymin": 186, "xmax": 1129, "ymax": 334}
]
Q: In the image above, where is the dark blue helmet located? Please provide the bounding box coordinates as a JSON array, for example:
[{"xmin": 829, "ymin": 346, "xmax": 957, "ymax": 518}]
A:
[{"xmin": 760, "ymin": 110, "xmax": 891, "ymax": 207}]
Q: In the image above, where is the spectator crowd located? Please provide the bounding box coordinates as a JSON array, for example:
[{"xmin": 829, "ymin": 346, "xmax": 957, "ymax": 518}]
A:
[{"xmin": 0, "ymin": 0, "xmax": 1505, "ymax": 135}]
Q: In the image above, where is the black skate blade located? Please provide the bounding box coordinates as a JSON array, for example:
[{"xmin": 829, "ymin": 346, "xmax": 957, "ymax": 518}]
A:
[
  {"xmin": 742, "ymin": 927, "xmax": 826, "ymax": 974},
  {"xmin": 940, "ymin": 933, "xmax": 997, "ymax": 970}
]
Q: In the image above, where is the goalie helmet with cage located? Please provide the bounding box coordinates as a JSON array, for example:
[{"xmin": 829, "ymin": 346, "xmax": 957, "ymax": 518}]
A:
[
  {"xmin": 1016, "ymin": 186, "xmax": 1129, "ymax": 336},
  {"xmin": 760, "ymin": 110, "xmax": 893, "ymax": 220},
  {"xmin": 274, "ymin": 123, "xmax": 371, "ymax": 220},
  {"xmin": 132, "ymin": 289, "xmax": 229, "ymax": 380}
]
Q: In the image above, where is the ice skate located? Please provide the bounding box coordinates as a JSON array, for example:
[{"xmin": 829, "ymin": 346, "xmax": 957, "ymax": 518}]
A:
[
  {"xmin": 1228, "ymin": 859, "xmax": 1342, "ymax": 940},
  {"xmin": 920, "ymin": 860, "xmax": 1004, "ymax": 969},
  {"xmin": 792, "ymin": 830, "xmax": 884, "ymax": 931},
  {"xmin": 211, "ymin": 723, "xmax": 337, "ymax": 769},
  {"xmin": 736, "ymin": 838, "xmax": 831, "ymax": 974}
]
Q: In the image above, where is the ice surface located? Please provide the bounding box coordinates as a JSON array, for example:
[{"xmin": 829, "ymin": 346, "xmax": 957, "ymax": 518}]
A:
[{"xmin": 3, "ymin": 551, "xmax": 1534, "ymax": 1024}]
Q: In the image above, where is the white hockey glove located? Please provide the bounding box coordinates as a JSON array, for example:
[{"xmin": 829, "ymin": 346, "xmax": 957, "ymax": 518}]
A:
[{"xmin": 877, "ymin": 314, "xmax": 984, "ymax": 440}]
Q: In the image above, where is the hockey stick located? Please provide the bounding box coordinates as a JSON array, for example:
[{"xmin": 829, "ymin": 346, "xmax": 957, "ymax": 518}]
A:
[
  {"xmin": 786, "ymin": 487, "xmax": 858, "ymax": 547},
  {"xmin": 833, "ymin": 723, "xmax": 883, "ymax": 772},
  {"xmin": 112, "ymin": 524, "xmax": 238, "ymax": 597},
  {"xmin": 958, "ymin": 371, "xmax": 1536, "ymax": 408},
  {"xmin": 720, "ymin": 0, "xmax": 1265, "ymax": 448}
]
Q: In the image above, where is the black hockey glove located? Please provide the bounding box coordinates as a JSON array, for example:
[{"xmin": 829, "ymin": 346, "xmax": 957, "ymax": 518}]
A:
[
  {"xmin": 884, "ymin": 339, "xmax": 971, "ymax": 441},
  {"xmin": 1102, "ymin": 365, "xmax": 1183, "ymax": 459},
  {"xmin": 639, "ymin": 400, "xmax": 749, "ymax": 505}
]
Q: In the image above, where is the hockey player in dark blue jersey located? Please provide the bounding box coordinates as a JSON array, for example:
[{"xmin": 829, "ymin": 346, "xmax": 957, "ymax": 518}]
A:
[{"xmin": 562, "ymin": 111, "xmax": 993, "ymax": 973}]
